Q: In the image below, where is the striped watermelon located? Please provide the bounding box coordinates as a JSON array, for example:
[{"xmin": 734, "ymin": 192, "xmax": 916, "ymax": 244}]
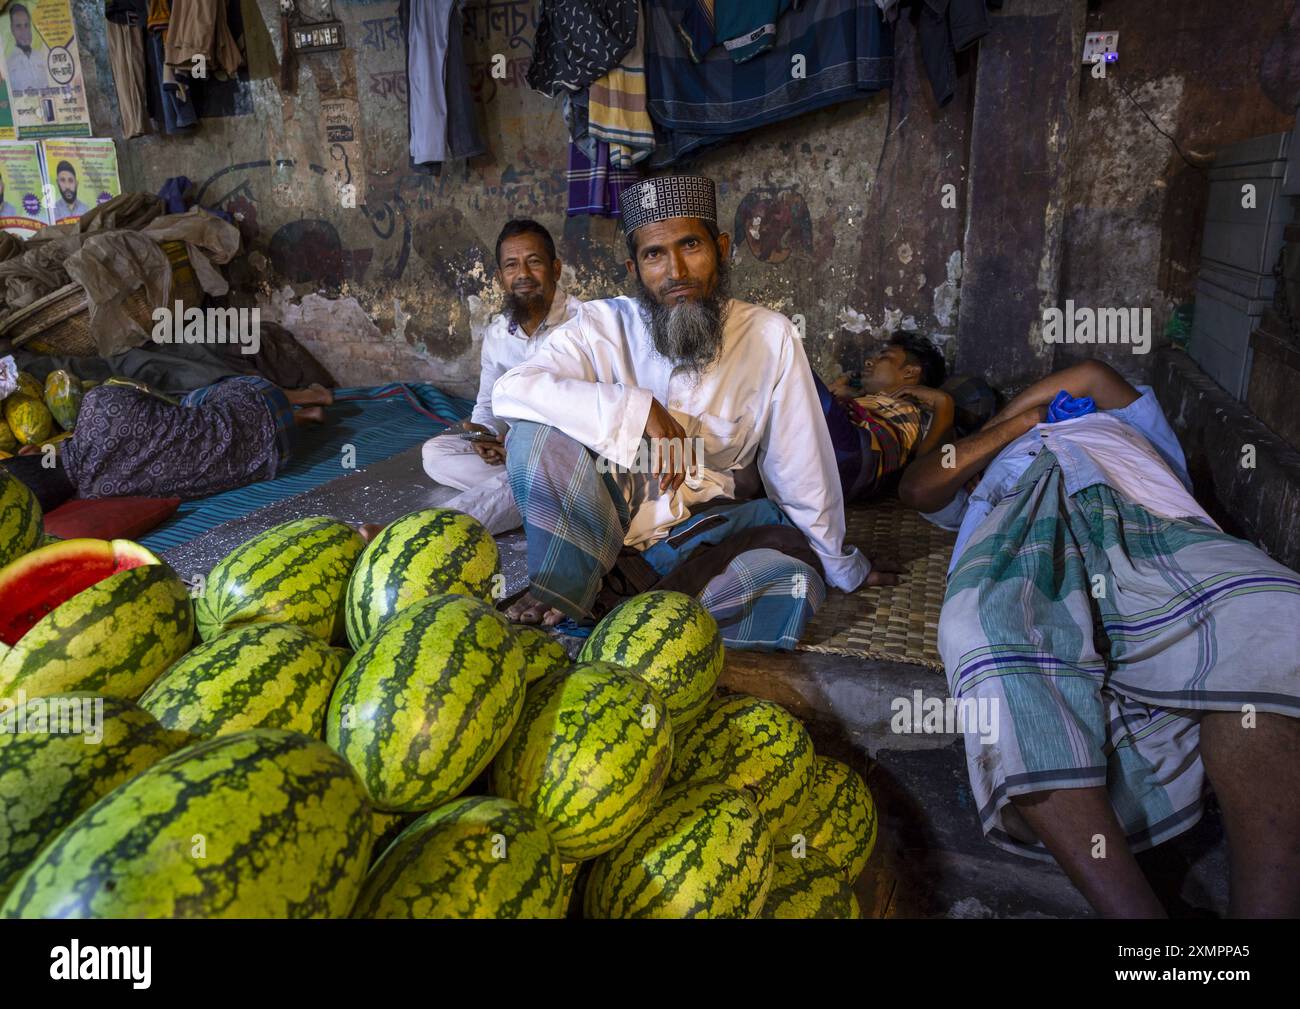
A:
[
  {"xmin": 42, "ymin": 371, "xmax": 83, "ymax": 431},
  {"xmin": 491, "ymin": 661, "xmax": 673, "ymax": 860},
  {"xmin": 786, "ymin": 756, "xmax": 877, "ymax": 880},
  {"xmin": 196, "ymin": 516, "xmax": 365, "ymax": 643},
  {"xmin": 514, "ymin": 624, "xmax": 571, "ymax": 685},
  {"xmin": 327, "ymin": 593, "xmax": 527, "ymax": 812},
  {"xmin": 1, "ymin": 729, "xmax": 373, "ymax": 918},
  {"xmin": 667, "ymin": 692, "xmax": 815, "ymax": 836},
  {"xmin": 584, "ymin": 782, "xmax": 773, "ymax": 918},
  {"xmin": 0, "ymin": 695, "xmax": 192, "ymax": 903},
  {"xmin": 344, "ymin": 508, "xmax": 499, "ymax": 648},
  {"xmin": 370, "ymin": 809, "xmax": 416, "ymax": 863},
  {"xmin": 139, "ymin": 624, "xmax": 346, "ymax": 738},
  {"xmin": 554, "ymin": 859, "xmax": 584, "ymax": 918},
  {"xmin": 353, "ymin": 796, "xmax": 563, "ymax": 919},
  {"xmin": 0, "ymin": 539, "xmax": 193, "ymax": 702},
  {"xmin": 579, "ymin": 590, "xmax": 722, "ymax": 725},
  {"xmin": 0, "ymin": 468, "xmax": 41, "ymax": 570},
  {"xmin": 759, "ymin": 847, "xmax": 861, "ymax": 919}
]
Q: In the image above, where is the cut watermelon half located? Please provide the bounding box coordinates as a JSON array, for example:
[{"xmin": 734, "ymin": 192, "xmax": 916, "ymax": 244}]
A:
[{"xmin": 0, "ymin": 538, "xmax": 159, "ymax": 647}]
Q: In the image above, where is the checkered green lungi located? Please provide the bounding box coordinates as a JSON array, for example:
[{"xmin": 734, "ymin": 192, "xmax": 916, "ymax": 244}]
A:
[
  {"xmin": 939, "ymin": 450, "xmax": 1300, "ymax": 860},
  {"xmin": 505, "ymin": 420, "xmax": 824, "ymax": 651}
]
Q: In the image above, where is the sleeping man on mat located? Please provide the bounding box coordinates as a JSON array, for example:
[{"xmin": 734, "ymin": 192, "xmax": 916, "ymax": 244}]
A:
[
  {"xmin": 899, "ymin": 359, "xmax": 1300, "ymax": 917},
  {"xmin": 490, "ymin": 174, "xmax": 901, "ymax": 651},
  {"xmin": 817, "ymin": 331, "xmax": 956, "ymax": 502}
]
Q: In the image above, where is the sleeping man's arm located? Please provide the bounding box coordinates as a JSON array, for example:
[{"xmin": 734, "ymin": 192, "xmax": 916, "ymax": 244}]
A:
[
  {"xmin": 898, "ymin": 405, "xmax": 1045, "ymax": 514},
  {"xmin": 982, "ymin": 360, "xmax": 1139, "ymax": 430}
]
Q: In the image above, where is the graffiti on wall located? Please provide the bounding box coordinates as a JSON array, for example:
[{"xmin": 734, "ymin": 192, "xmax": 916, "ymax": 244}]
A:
[
  {"xmin": 355, "ymin": 0, "xmax": 535, "ymax": 105},
  {"xmin": 195, "ymin": 160, "xmax": 390, "ymax": 286},
  {"xmin": 733, "ymin": 188, "xmax": 815, "ymax": 264}
]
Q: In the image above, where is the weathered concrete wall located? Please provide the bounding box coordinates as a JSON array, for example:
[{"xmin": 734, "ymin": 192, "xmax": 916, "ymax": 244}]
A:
[
  {"xmin": 72, "ymin": 1, "xmax": 1300, "ymax": 397},
  {"xmin": 1153, "ymin": 348, "xmax": 1300, "ymax": 569},
  {"xmin": 76, "ymin": 0, "xmax": 958, "ymax": 395},
  {"xmin": 1057, "ymin": 0, "xmax": 1300, "ymax": 384},
  {"xmin": 955, "ymin": 0, "xmax": 1085, "ymax": 390}
]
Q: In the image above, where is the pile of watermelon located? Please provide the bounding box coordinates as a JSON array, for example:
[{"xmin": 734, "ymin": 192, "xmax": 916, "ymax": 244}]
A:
[
  {"xmin": 0, "ymin": 505, "xmax": 880, "ymax": 919},
  {"xmin": 0, "ymin": 370, "xmax": 85, "ymax": 460}
]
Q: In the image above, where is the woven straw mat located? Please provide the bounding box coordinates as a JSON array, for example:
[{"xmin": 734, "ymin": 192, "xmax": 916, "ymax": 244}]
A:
[{"xmin": 797, "ymin": 498, "xmax": 954, "ymax": 670}]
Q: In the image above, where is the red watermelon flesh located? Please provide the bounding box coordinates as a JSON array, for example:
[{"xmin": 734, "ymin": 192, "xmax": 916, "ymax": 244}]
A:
[{"xmin": 0, "ymin": 538, "xmax": 158, "ymax": 646}]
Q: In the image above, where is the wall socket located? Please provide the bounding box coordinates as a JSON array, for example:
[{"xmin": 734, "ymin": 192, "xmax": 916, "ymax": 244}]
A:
[{"xmin": 1082, "ymin": 30, "xmax": 1119, "ymax": 65}]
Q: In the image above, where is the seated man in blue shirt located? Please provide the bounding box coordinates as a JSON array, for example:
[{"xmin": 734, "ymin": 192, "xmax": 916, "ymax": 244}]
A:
[{"xmin": 900, "ymin": 359, "xmax": 1300, "ymax": 918}]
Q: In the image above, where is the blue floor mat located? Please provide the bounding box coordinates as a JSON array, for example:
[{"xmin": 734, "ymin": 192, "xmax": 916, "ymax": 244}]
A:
[{"xmin": 140, "ymin": 383, "xmax": 472, "ymax": 553}]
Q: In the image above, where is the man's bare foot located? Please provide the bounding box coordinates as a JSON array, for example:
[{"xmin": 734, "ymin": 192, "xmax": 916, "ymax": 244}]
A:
[
  {"xmin": 293, "ymin": 405, "xmax": 326, "ymax": 426},
  {"xmin": 284, "ymin": 383, "xmax": 334, "ymax": 407},
  {"xmin": 505, "ymin": 592, "xmax": 568, "ymax": 627},
  {"xmin": 864, "ymin": 559, "xmax": 905, "ymax": 588},
  {"xmin": 357, "ymin": 522, "xmax": 385, "ymax": 543}
]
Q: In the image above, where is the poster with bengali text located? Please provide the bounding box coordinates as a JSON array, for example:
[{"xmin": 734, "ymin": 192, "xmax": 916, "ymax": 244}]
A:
[
  {"xmin": 40, "ymin": 137, "xmax": 119, "ymax": 224},
  {"xmin": 0, "ymin": 0, "xmax": 89, "ymax": 139},
  {"xmin": 0, "ymin": 138, "xmax": 48, "ymax": 235}
]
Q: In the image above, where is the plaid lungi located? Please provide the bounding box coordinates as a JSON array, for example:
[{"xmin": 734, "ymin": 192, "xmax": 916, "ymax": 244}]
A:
[
  {"xmin": 506, "ymin": 420, "xmax": 824, "ymax": 650},
  {"xmin": 939, "ymin": 450, "xmax": 1300, "ymax": 860}
]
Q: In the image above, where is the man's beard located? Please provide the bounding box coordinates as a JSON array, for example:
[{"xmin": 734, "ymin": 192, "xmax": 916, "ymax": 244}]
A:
[
  {"xmin": 503, "ymin": 286, "xmax": 545, "ymax": 326},
  {"xmin": 636, "ymin": 260, "xmax": 731, "ymax": 376},
  {"xmin": 60, "ymin": 188, "xmax": 77, "ymax": 204}
]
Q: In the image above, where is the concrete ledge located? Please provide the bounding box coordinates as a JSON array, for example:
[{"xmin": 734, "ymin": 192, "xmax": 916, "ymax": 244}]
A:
[{"xmin": 1152, "ymin": 347, "xmax": 1300, "ymax": 570}]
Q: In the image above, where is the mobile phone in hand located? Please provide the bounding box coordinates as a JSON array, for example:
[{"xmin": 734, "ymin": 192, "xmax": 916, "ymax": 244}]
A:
[{"xmin": 457, "ymin": 430, "xmax": 500, "ymax": 443}]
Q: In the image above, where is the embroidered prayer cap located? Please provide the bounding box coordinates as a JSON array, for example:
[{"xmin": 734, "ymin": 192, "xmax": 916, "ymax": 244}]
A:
[{"xmin": 620, "ymin": 175, "xmax": 718, "ymax": 236}]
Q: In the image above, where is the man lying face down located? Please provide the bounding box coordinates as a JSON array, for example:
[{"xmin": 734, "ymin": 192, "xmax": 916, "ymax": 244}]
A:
[
  {"xmin": 421, "ymin": 219, "xmax": 580, "ymax": 534},
  {"xmin": 491, "ymin": 174, "xmax": 900, "ymax": 650},
  {"xmin": 899, "ymin": 359, "xmax": 1300, "ymax": 918},
  {"xmin": 817, "ymin": 332, "xmax": 955, "ymax": 502}
]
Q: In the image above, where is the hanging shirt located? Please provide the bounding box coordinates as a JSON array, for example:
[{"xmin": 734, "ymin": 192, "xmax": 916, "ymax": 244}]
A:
[
  {"xmin": 677, "ymin": 1, "xmax": 799, "ymax": 64},
  {"xmin": 587, "ymin": 3, "xmax": 654, "ymax": 167},
  {"xmin": 923, "ymin": 386, "xmax": 1216, "ymax": 573},
  {"xmin": 472, "ymin": 288, "xmax": 581, "ymax": 436},
  {"xmin": 527, "ymin": 0, "xmax": 639, "ymax": 97},
  {"xmin": 644, "ymin": 0, "xmax": 893, "ymax": 166},
  {"xmin": 492, "ymin": 296, "xmax": 871, "ymax": 591}
]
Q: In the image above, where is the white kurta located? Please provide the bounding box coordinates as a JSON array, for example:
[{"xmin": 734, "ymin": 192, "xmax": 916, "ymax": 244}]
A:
[
  {"xmin": 471, "ymin": 287, "xmax": 581, "ymax": 435},
  {"xmin": 492, "ymin": 296, "xmax": 871, "ymax": 591}
]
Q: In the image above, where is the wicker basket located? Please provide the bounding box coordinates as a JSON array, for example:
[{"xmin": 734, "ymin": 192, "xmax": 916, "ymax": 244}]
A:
[{"xmin": 0, "ymin": 241, "xmax": 202, "ymax": 357}]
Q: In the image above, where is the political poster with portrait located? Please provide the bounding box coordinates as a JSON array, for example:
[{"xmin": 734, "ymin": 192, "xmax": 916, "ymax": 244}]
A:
[
  {"xmin": 0, "ymin": 138, "xmax": 48, "ymax": 234},
  {"xmin": 0, "ymin": 0, "xmax": 89, "ymax": 139},
  {"xmin": 40, "ymin": 137, "xmax": 119, "ymax": 224}
]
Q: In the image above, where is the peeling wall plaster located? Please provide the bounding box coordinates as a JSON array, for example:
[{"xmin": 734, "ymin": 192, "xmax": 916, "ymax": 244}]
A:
[{"xmin": 72, "ymin": 0, "xmax": 1296, "ymax": 396}]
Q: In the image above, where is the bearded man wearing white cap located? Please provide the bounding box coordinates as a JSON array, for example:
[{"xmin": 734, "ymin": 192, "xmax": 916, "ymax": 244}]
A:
[{"xmin": 492, "ymin": 174, "xmax": 899, "ymax": 649}]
